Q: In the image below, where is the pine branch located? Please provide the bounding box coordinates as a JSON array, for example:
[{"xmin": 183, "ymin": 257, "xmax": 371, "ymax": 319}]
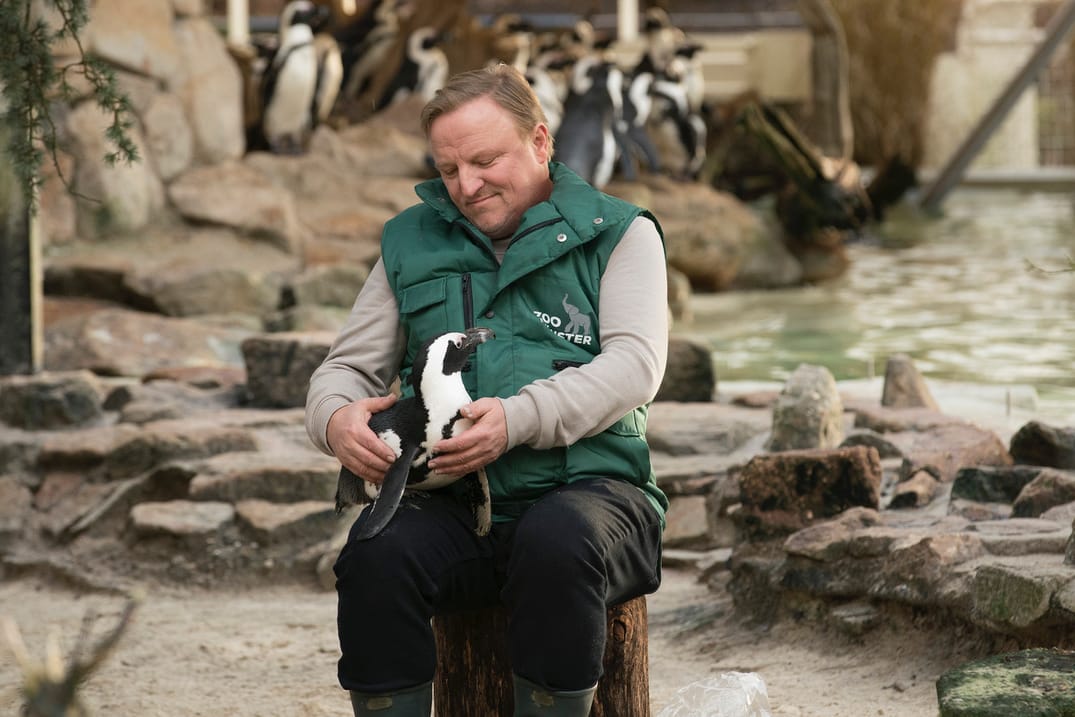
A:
[{"xmin": 0, "ymin": 0, "xmax": 139, "ymax": 213}]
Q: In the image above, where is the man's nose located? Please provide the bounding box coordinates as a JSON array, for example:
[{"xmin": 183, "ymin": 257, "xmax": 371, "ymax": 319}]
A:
[{"xmin": 459, "ymin": 166, "xmax": 483, "ymax": 196}]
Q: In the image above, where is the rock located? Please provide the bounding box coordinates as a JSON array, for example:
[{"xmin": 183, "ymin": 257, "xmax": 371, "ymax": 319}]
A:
[
  {"xmin": 666, "ymin": 266, "xmax": 693, "ymax": 322},
  {"xmin": 888, "ymin": 469, "xmax": 940, "ymax": 509},
  {"xmin": 37, "ymin": 424, "xmax": 142, "ymax": 471},
  {"xmin": 782, "ymin": 506, "xmax": 883, "ymax": 562},
  {"xmin": 84, "ymin": 0, "xmax": 181, "ymax": 82},
  {"xmin": 728, "ymin": 215, "xmax": 804, "ymax": 289},
  {"xmin": 168, "ymin": 162, "xmax": 304, "ymax": 252},
  {"xmin": 655, "ymin": 337, "xmax": 716, "ymax": 402},
  {"xmin": 662, "ymin": 495, "xmax": 711, "ymax": 548},
  {"xmin": 1010, "ymin": 420, "xmax": 1075, "ymax": 469},
  {"xmin": 45, "ymin": 307, "xmax": 254, "ymax": 377},
  {"xmin": 172, "ymin": 17, "xmax": 245, "ymax": 162},
  {"xmin": 950, "ymin": 465, "xmax": 1044, "ymax": 503},
  {"xmin": 142, "ymin": 92, "xmax": 194, "ymax": 181},
  {"xmin": 767, "ymin": 364, "xmax": 844, "ymax": 451},
  {"xmin": 828, "ymin": 600, "xmax": 881, "ymax": 637},
  {"xmin": 130, "ymin": 500, "xmax": 235, "ymax": 537},
  {"xmin": 241, "ymin": 331, "xmax": 335, "ymax": 408},
  {"xmin": 66, "ymin": 101, "xmax": 165, "ymax": 236},
  {"xmin": 104, "ymin": 419, "xmax": 259, "ymax": 478},
  {"xmin": 839, "ymin": 429, "xmax": 903, "ymax": 458},
  {"xmin": 0, "ymin": 370, "xmax": 105, "ymax": 430},
  {"xmin": 105, "ymin": 381, "xmax": 240, "ymax": 424},
  {"xmin": 647, "ymin": 401, "xmax": 770, "ymax": 457},
  {"xmin": 0, "ymin": 477, "xmax": 34, "ymax": 551},
  {"xmin": 967, "ymin": 519, "xmax": 1071, "ymax": 556},
  {"xmin": 937, "ymin": 649, "xmax": 1075, "ymax": 717},
  {"xmin": 1011, "ymin": 469, "xmax": 1075, "ymax": 518},
  {"xmin": 234, "ymin": 499, "xmax": 336, "ymax": 544},
  {"xmin": 186, "ymin": 451, "xmax": 339, "ymax": 503},
  {"xmin": 736, "ymin": 446, "xmax": 882, "ymax": 537},
  {"xmin": 963, "ymin": 558, "xmax": 1073, "ymax": 629},
  {"xmin": 289, "ymin": 264, "xmax": 370, "ymax": 309},
  {"xmin": 886, "ymin": 422, "xmax": 1013, "ymax": 482},
  {"xmin": 325, "ymin": 121, "xmax": 431, "ymax": 177},
  {"xmin": 633, "ymin": 175, "xmax": 766, "ymax": 291},
  {"xmin": 881, "ymin": 353, "xmax": 939, "ymax": 410}
]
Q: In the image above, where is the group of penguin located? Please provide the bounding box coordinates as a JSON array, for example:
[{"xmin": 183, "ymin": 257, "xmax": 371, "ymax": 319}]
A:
[
  {"xmin": 257, "ymin": 1, "xmax": 708, "ymax": 188},
  {"xmin": 523, "ymin": 8, "xmax": 708, "ymax": 188},
  {"xmin": 257, "ymin": 0, "xmax": 446, "ymax": 153}
]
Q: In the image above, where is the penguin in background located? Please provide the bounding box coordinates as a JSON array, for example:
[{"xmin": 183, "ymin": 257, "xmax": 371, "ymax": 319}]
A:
[
  {"xmin": 614, "ymin": 70, "xmax": 661, "ymax": 181},
  {"xmin": 554, "ymin": 56, "xmax": 624, "ymax": 189},
  {"xmin": 336, "ymin": 0, "xmax": 413, "ymax": 103},
  {"xmin": 260, "ymin": 0, "xmax": 335, "ymax": 153},
  {"xmin": 375, "ymin": 26, "xmax": 448, "ymax": 111},
  {"xmin": 651, "ymin": 71, "xmax": 707, "ymax": 179},
  {"xmin": 334, "ymin": 327, "xmax": 495, "ymax": 541},
  {"xmin": 312, "ymin": 32, "xmax": 344, "ymax": 130}
]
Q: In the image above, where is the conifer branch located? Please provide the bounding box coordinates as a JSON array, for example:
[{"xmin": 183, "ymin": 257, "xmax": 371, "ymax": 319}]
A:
[{"xmin": 0, "ymin": 0, "xmax": 139, "ymax": 212}]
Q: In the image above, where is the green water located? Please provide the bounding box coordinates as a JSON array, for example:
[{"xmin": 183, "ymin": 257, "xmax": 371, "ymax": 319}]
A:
[{"xmin": 673, "ymin": 188, "xmax": 1075, "ymax": 424}]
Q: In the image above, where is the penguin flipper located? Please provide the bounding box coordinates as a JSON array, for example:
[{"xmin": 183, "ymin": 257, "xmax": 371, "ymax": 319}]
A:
[{"xmin": 352, "ymin": 444, "xmax": 420, "ymax": 540}]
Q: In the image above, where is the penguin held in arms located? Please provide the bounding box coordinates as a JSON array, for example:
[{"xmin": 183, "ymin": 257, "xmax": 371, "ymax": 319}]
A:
[
  {"xmin": 335, "ymin": 327, "xmax": 495, "ymax": 540},
  {"xmin": 260, "ymin": 0, "xmax": 335, "ymax": 153}
]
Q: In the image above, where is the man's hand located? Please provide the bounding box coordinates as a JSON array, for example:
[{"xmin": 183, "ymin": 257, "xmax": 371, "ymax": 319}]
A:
[
  {"xmin": 427, "ymin": 397, "xmax": 508, "ymax": 479},
  {"xmin": 326, "ymin": 395, "xmax": 400, "ymax": 485}
]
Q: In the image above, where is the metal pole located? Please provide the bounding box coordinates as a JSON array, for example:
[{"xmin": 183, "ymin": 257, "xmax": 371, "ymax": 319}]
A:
[
  {"xmin": 617, "ymin": 0, "xmax": 639, "ymax": 42},
  {"xmin": 227, "ymin": 0, "xmax": 250, "ymax": 46},
  {"xmin": 919, "ymin": 0, "xmax": 1075, "ymax": 212}
]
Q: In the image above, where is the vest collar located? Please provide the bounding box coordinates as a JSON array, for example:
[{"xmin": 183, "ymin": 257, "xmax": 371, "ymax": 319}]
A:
[{"xmin": 414, "ymin": 162, "xmax": 634, "ymax": 245}]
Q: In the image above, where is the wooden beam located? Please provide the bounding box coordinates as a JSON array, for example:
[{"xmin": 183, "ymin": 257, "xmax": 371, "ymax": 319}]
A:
[
  {"xmin": 919, "ymin": 0, "xmax": 1075, "ymax": 212},
  {"xmin": 0, "ymin": 136, "xmax": 42, "ymax": 376},
  {"xmin": 227, "ymin": 0, "xmax": 250, "ymax": 47},
  {"xmin": 618, "ymin": 0, "xmax": 639, "ymax": 42}
]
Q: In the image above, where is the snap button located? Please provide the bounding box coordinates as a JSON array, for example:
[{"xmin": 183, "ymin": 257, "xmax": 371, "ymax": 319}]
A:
[
  {"xmin": 556, "ymin": 233, "xmax": 567, "ymax": 242},
  {"xmin": 484, "ymin": 310, "xmax": 495, "ymax": 319},
  {"xmin": 593, "ymin": 217, "xmax": 604, "ymax": 225}
]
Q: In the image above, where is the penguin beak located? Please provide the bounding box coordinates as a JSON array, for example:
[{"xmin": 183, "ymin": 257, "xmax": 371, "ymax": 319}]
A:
[{"xmin": 462, "ymin": 326, "xmax": 495, "ymax": 350}]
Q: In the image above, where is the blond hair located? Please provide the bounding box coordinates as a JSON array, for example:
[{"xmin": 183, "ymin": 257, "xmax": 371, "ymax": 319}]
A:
[{"xmin": 420, "ymin": 63, "xmax": 554, "ymax": 155}]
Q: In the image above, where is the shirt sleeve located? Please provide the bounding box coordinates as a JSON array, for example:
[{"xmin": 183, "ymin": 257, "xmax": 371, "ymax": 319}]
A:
[
  {"xmin": 304, "ymin": 258, "xmax": 406, "ymax": 456},
  {"xmin": 499, "ymin": 215, "xmax": 669, "ymax": 450}
]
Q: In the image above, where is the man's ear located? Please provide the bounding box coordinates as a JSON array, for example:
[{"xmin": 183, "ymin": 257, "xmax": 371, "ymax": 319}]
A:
[{"xmin": 532, "ymin": 123, "xmax": 551, "ymax": 162}]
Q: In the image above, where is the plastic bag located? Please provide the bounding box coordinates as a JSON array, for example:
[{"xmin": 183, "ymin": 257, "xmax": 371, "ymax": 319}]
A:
[{"xmin": 656, "ymin": 671, "xmax": 774, "ymax": 717}]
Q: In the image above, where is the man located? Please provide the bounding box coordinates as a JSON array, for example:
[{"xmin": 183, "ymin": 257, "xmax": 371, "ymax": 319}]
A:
[{"xmin": 305, "ymin": 63, "xmax": 669, "ymax": 717}]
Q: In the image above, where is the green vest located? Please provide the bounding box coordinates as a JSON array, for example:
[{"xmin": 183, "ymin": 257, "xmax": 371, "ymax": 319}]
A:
[{"xmin": 380, "ymin": 162, "xmax": 668, "ymax": 524}]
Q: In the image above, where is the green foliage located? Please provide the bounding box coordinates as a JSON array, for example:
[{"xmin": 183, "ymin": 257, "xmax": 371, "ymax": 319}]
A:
[{"xmin": 0, "ymin": 0, "xmax": 139, "ymax": 211}]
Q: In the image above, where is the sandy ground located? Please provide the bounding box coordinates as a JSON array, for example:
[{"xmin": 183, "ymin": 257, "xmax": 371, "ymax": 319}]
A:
[{"xmin": 0, "ymin": 564, "xmax": 977, "ymax": 717}]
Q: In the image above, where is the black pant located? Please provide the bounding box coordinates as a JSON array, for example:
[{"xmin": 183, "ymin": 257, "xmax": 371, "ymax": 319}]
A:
[{"xmin": 333, "ymin": 477, "xmax": 663, "ymax": 694}]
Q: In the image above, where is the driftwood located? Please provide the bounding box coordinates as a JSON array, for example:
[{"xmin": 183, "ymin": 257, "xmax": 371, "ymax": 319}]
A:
[
  {"xmin": 432, "ymin": 595, "xmax": 650, "ymax": 717},
  {"xmin": 738, "ymin": 100, "xmax": 871, "ymax": 237}
]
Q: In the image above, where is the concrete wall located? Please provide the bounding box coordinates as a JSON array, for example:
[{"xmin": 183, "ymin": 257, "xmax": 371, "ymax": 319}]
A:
[{"xmin": 923, "ymin": 0, "xmax": 1044, "ymax": 171}]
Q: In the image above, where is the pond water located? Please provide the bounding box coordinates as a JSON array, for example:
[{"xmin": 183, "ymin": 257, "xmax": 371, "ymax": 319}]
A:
[{"xmin": 674, "ymin": 187, "xmax": 1075, "ymax": 427}]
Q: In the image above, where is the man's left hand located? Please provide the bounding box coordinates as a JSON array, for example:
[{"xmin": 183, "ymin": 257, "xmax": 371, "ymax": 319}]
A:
[{"xmin": 428, "ymin": 397, "xmax": 508, "ymax": 478}]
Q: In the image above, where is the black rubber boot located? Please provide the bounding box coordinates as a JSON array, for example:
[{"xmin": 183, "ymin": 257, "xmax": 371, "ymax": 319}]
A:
[
  {"xmin": 349, "ymin": 681, "xmax": 432, "ymax": 716},
  {"xmin": 512, "ymin": 674, "xmax": 597, "ymax": 716}
]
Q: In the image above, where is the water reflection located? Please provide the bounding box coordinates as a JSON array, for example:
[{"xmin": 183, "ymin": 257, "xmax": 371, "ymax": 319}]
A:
[{"xmin": 676, "ymin": 188, "xmax": 1075, "ymax": 421}]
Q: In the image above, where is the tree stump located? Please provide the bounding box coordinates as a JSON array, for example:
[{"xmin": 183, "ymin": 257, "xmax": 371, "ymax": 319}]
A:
[{"xmin": 432, "ymin": 595, "xmax": 650, "ymax": 717}]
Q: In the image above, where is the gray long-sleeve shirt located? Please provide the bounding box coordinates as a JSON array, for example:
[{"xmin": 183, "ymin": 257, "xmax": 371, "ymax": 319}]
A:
[{"xmin": 305, "ymin": 215, "xmax": 669, "ymax": 456}]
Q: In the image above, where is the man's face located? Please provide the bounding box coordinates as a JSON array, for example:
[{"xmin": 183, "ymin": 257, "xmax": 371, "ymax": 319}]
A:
[{"xmin": 429, "ymin": 95, "xmax": 552, "ymax": 240}]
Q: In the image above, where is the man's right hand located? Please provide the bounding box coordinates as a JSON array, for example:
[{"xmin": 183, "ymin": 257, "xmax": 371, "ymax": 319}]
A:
[{"xmin": 326, "ymin": 395, "xmax": 400, "ymax": 485}]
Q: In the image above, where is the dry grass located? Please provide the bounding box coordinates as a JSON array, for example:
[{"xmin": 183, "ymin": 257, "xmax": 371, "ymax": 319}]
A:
[{"xmin": 831, "ymin": 0, "xmax": 964, "ymax": 166}]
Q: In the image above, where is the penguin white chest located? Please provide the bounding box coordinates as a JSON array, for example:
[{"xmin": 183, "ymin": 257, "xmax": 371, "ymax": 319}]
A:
[{"xmin": 264, "ymin": 43, "xmax": 318, "ymax": 139}]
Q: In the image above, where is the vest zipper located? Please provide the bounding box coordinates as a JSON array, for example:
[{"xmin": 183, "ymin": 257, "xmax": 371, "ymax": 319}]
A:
[
  {"xmin": 461, "ymin": 272, "xmax": 474, "ymax": 330},
  {"xmin": 507, "ymin": 218, "xmax": 564, "ymax": 250}
]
